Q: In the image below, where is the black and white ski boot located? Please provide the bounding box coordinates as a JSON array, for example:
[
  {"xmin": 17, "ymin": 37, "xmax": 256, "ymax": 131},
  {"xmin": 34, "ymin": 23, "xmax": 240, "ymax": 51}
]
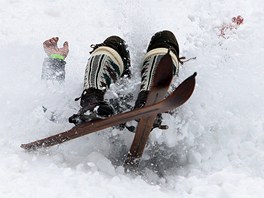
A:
[
  {"xmin": 134, "ymin": 30, "xmax": 181, "ymax": 129},
  {"xmin": 69, "ymin": 36, "xmax": 131, "ymax": 125}
]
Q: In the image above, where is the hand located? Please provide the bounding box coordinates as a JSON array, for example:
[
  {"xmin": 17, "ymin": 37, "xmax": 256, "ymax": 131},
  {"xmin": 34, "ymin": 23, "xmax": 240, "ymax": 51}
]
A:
[{"xmin": 43, "ymin": 37, "xmax": 69, "ymax": 58}]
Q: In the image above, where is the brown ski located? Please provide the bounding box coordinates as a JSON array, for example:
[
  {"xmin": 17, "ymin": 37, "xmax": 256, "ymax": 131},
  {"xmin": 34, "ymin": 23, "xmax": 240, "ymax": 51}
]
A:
[
  {"xmin": 124, "ymin": 74, "xmax": 197, "ymax": 172},
  {"xmin": 20, "ymin": 72, "xmax": 196, "ymax": 151},
  {"xmin": 124, "ymin": 52, "xmax": 174, "ymax": 171}
]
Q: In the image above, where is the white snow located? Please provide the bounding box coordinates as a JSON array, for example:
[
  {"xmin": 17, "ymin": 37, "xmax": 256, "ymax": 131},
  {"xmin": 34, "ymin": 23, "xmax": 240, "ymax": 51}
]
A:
[{"xmin": 1, "ymin": 0, "xmax": 264, "ymax": 197}]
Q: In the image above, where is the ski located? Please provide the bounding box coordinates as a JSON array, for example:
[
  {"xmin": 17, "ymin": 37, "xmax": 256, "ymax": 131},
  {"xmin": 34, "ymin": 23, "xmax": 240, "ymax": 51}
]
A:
[
  {"xmin": 124, "ymin": 52, "xmax": 174, "ymax": 171},
  {"xmin": 20, "ymin": 72, "xmax": 196, "ymax": 151}
]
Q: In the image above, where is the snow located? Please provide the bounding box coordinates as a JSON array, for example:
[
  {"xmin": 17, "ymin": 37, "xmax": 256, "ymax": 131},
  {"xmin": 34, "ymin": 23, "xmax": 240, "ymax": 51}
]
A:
[{"xmin": 1, "ymin": 0, "xmax": 264, "ymax": 197}]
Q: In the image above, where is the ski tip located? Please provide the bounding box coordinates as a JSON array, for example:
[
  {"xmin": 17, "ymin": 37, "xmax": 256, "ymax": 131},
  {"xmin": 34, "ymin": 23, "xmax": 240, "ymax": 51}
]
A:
[
  {"xmin": 20, "ymin": 143, "xmax": 37, "ymax": 151},
  {"xmin": 164, "ymin": 71, "xmax": 197, "ymax": 109},
  {"xmin": 20, "ymin": 143, "xmax": 29, "ymax": 150},
  {"xmin": 152, "ymin": 53, "xmax": 173, "ymax": 89},
  {"xmin": 192, "ymin": 72, "xmax": 197, "ymax": 78}
]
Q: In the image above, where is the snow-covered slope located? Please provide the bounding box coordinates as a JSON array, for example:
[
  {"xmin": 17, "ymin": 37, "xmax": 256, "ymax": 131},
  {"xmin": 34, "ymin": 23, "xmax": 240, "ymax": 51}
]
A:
[{"xmin": 1, "ymin": 0, "xmax": 264, "ymax": 197}]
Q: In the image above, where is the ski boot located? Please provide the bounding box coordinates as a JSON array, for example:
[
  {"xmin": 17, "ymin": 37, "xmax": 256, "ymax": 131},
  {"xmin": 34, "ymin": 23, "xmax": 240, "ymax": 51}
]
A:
[
  {"xmin": 69, "ymin": 36, "xmax": 131, "ymax": 125},
  {"xmin": 134, "ymin": 30, "xmax": 181, "ymax": 129}
]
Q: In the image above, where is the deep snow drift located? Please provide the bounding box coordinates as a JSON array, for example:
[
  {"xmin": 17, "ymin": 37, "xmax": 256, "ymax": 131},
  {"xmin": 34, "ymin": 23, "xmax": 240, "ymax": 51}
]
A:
[{"xmin": 1, "ymin": 0, "xmax": 264, "ymax": 197}]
